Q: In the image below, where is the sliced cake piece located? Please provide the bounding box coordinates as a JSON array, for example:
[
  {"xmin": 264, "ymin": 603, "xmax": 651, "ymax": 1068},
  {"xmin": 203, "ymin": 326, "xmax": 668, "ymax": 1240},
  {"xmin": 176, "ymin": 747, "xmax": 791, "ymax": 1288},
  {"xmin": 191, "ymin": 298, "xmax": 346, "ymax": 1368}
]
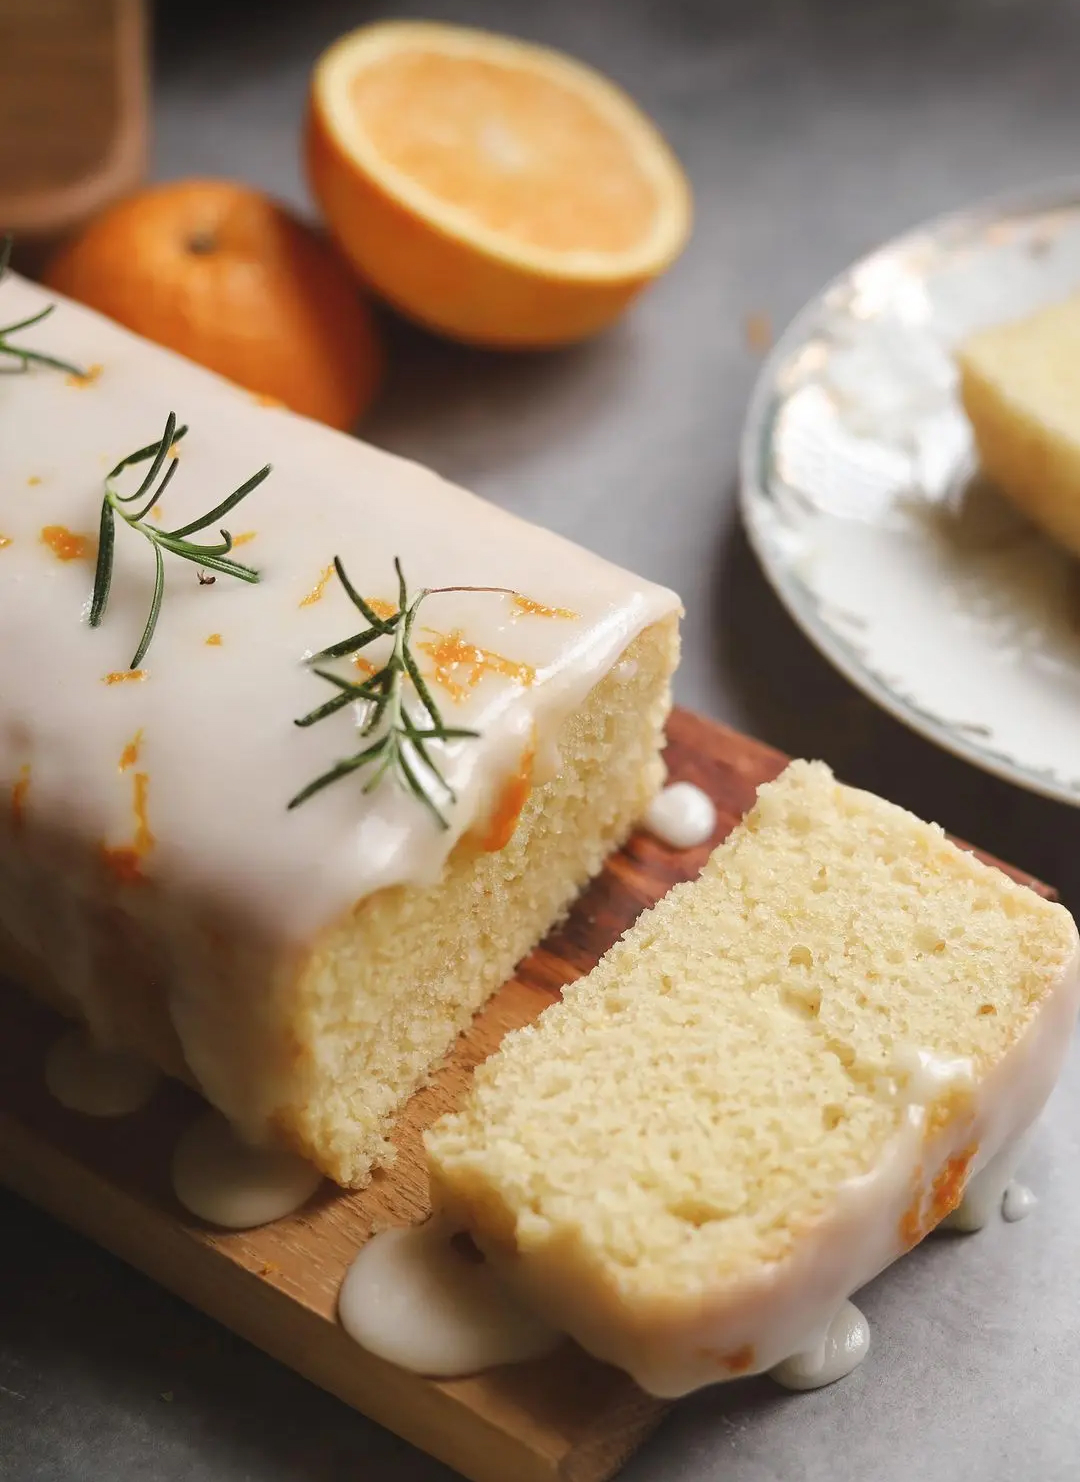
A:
[
  {"xmin": 426, "ymin": 761, "xmax": 1080, "ymax": 1396},
  {"xmin": 0, "ymin": 271, "xmax": 680, "ymax": 1187},
  {"xmin": 957, "ymin": 294, "xmax": 1080, "ymax": 558}
]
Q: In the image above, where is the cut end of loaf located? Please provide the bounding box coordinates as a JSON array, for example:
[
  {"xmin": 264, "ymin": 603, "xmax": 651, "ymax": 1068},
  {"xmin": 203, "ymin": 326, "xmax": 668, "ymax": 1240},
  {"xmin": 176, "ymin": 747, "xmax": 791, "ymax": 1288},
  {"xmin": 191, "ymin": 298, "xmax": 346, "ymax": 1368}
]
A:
[
  {"xmin": 427, "ymin": 759, "xmax": 1078, "ymax": 1303},
  {"xmin": 273, "ymin": 617, "xmax": 679, "ymax": 1186}
]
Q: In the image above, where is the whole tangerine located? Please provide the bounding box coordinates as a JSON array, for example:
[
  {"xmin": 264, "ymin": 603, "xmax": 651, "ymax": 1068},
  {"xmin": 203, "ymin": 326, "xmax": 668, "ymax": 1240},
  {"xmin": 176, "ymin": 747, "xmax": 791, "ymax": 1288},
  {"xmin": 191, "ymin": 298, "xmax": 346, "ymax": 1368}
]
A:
[{"xmin": 44, "ymin": 179, "xmax": 381, "ymax": 430}]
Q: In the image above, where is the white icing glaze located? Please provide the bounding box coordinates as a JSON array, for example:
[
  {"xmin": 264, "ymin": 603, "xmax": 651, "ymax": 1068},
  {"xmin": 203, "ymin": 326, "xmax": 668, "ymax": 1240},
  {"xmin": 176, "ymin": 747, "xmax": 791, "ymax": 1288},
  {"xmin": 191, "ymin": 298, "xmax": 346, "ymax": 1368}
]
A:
[
  {"xmin": 44, "ymin": 1028, "xmax": 159, "ymax": 1116},
  {"xmin": 769, "ymin": 1301, "xmax": 870, "ymax": 1391},
  {"xmin": 440, "ymin": 937, "xmax": 1080, "ymax": 1396},
  {"xmin": 338, "ymin": 1220, "xmax": 560, "ymax": 1376},
  {"xmin": 1002, "ymin": 1181, "xmax": 1037, "ymax": 1222},
  {"xmin": 643, "ymin": 782, "xmax": 717, "ymax": 849},
  {"xmin": 944, "ymin": 1134, "xmax": 1028, "ymax": 1232},
  {"xmin": 172, "ymin": 1110, "xmax": 323, "ymax": 1228},
  {"xmin": 0, "ymin": 272, "xmax": 679, "ymax": 1127}
]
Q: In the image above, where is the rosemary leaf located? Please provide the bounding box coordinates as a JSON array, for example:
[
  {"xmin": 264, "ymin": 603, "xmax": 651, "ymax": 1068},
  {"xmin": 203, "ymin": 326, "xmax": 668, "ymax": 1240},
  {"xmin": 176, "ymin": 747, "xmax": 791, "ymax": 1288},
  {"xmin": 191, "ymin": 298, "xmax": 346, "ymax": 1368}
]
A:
[
  {"xmin": 294, "ymin": 691, "xmax": 354, "ymax": 729},
  {"xmin": 334, "ymin": 555, "xmax": 397, "ymax": 632},
  {"xmin": 0, "ymin": 235, "xmax": 86, "ymax": 378},
  {"xmin": 289, "ymin": 557, "xmax": 500, "ymax": 826},
  {"xmin": 108, "ymin": 422, "xmax": 188, "ymax": 490},
  {"xmin": 131, "ymin": 544, "xmax": 166, "ymax": 669},
  {"xmin": 89, "ymin": 412, "xmax": 269, "ymax": 667},
  {"xmin": 89, "ymin": 499, "xmax": 116, "ymax": 628},
  {"xmin": 287, "ymin": 739, "xmax": 389, "ymax": 810},
  {"xmin": 166, "ymin": 464, "xmax": 271, "ymax": 540}
]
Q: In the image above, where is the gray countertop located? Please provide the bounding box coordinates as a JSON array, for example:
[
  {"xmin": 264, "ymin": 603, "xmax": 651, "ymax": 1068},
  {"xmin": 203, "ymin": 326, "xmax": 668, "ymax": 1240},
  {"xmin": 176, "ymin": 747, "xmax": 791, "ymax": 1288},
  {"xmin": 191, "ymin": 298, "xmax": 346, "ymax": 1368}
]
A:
[{"xmin": 5, "ymin": 1, "xmax": 1080, "ymax": 1477}]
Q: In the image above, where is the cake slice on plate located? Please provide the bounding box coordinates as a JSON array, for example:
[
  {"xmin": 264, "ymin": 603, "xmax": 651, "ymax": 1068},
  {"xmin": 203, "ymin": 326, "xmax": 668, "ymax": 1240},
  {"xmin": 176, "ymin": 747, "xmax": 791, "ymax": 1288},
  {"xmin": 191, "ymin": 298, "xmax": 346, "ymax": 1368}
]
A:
[
  {"xmin": 0, "ymin": 271, "xmax": 680, "ymax": 1187},
  {"xmin": 958, "ymin": 294, "xmax": 1080, "ymax": 558},
  {"xmin": 426, "ymin": 761, "xmax": 1079, "ymax": 1394}
]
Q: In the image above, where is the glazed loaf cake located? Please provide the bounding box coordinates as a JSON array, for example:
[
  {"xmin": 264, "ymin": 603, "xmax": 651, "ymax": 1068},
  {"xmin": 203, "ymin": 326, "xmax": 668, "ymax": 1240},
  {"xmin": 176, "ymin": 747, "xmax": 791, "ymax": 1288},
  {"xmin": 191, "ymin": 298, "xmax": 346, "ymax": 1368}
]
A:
[
  {"xmin": 427, "ymin": 761, "xmax": 1080, "ymax": 1394},
  {"xmin": 0, "ymin": 272, "xmax": 680, "ymax": 1186}
]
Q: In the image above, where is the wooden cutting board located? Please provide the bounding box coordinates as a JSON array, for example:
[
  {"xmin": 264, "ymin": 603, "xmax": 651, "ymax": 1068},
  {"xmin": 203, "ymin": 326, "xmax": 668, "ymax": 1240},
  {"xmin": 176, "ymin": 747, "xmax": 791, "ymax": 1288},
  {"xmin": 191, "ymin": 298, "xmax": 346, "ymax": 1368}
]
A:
[
  {"xmin": 0, "ymin": 710, "xmax": 1053, "ymax": 1482},
  {"xmin": 0, "ymin": 0, "xmax": 147, "ymax": 251}
]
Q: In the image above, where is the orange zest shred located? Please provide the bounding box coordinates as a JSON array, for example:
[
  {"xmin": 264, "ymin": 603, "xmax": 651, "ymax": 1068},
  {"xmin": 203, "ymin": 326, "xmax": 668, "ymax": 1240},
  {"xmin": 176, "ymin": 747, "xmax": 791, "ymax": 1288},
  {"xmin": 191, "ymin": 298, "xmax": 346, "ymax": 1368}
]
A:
[
  {"xmin": 721, "ymin": 1345, "xmax": 755, "ymax": 1375},
  {"xmin": 353, "ymin": 654, "xmax": 377, "ymax": 676},
  {"xmin": 367, "ymin": 596, "xmax": 397, "ymax": 619},
  {"xmin": 232, "ymin": 531, "xmax": 257, "ymax": 547},
  {"xmin": 101, "ymin": 771, "xmax": 155, "ymax": 884},
  {"xmin": 27, "ymin": 475, "xmax": 41, "ymax": 486},
  {"xmin": 744, "ymin": 311, "xmax": 773, "ymax": 353},
  {"xmin": 103, "ymin": 669, "xmax": 148, "ymax": 685},
  {"xmin": 418, "ymin": 628, "xmax": 535, "ymax": 700},
  {"xmin": 300, "ymin": 562, "xmax": 336, "ymax": 607},
  {"xmin": 40, "ymin": 525, "xmax": 90, "ymax": 561},
  {"xmin": 511, "ymin": 593, "xmax": 578, "ymax": 621},
  {"xmin": 0, "ymin": 535, "xmax": 11, "ymax": 550},
  {"xmin": 10, "ymin": 765, "xmax": 30, "ymax": 832},
  {"xmin": 899, "ymin": 1143, "xmax": 978, "ymax": 1249},
  {"xmin": 118, "ymin": 729, "xmax": 143, "ymax": 772},
  {"xmin": 66, "ymin": 363, "xmax": 103, "ymax": 388},
  {"xmin": 479, "ymin": 740, "xmax": 535, "ymax": 852},
  {"xmin": 252, "ymin": 391, "xmax": 285, "ymax": 408},
  {"xmin": 205, "ymin": 633, "xmax": 223, "ymax": 646}
]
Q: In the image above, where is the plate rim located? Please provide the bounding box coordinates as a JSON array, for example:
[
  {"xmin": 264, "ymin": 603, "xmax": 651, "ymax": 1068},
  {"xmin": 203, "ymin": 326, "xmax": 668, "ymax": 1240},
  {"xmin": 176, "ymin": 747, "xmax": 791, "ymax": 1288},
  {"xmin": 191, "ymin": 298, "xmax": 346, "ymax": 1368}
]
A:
[{"xmin": 738, "ymin": 172, "xmax": 1080, "ymax": 809}]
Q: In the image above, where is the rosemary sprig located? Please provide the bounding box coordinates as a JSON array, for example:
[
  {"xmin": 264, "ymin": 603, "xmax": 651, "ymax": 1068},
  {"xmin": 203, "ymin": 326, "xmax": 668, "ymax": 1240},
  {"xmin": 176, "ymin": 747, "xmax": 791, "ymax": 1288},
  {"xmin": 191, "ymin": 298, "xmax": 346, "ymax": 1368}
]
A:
[
  {"xmin": 0, "ymin": 234, "xmax": 85, "ymax": 377},
  {"xmin": 289, "ymin": 558, "xmax": 513, "ymax": 828},
  {"xmin": 91, "ymin": 411, "xmax": 271, "ymax": 668}
]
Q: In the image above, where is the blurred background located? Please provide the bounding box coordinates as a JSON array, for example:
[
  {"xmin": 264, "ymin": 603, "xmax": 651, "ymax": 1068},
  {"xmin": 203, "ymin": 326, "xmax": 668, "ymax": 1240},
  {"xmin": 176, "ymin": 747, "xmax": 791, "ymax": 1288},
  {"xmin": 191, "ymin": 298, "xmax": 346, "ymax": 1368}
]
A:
[{"xmin": 4, "ymin": 2, "xmax": 1080, "ymax": 1479}]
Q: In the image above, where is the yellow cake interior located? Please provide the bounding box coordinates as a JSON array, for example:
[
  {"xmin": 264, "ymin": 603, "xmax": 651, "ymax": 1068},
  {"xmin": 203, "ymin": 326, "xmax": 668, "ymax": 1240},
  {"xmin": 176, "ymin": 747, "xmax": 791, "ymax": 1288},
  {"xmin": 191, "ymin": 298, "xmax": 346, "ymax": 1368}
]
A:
[
  {"xmin": 427, "ymin": 759, "xmax": 1076, "ymax": 1293},
  {"xmin": 958, "ymin": 294, "xmax": 1080, "ymax": 557}
]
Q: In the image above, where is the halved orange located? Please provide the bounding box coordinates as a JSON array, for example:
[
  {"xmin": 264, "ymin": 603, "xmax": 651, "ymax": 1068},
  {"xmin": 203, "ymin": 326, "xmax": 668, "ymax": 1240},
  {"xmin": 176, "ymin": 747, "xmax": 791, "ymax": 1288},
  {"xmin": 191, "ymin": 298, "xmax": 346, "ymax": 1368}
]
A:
[{"xmin": 306, "ymin": 21, "xmax": 692, "ymax": 347}]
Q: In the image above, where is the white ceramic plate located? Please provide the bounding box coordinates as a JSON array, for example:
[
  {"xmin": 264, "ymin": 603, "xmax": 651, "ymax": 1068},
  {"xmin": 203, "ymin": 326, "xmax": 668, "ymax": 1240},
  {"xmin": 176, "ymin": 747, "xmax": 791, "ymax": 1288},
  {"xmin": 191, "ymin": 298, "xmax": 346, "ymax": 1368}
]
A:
[{"xmin": 740, "ymin": 177, "xmax": 1080, "ymax": 806}]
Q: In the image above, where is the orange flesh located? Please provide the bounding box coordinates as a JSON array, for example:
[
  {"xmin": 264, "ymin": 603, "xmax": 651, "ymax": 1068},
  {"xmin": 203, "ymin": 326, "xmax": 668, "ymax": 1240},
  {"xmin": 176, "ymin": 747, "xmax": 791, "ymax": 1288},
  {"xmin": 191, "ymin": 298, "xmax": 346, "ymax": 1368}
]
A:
[
  {"xmin": 479, "ymin": 741, "xmax": 534, "ymax": 852},
  {"xmin": 418, "ymin": 628, "xmax": 535, "ymax": 700},
  {"xmin": 103, "ymin": 670, "xmax": 147, "ymax": 685},
  {"xmin": 366, "ymin": 596, "xmax": 397, "ymax": 619},
  {"xmin": 10, "ymin": 765, "xmax": 30, "ymax": 831},
  {"xmin": 511, "ymin": 593, "xmax": 578, "ymax": 620},
  {"xmin": 40, "ymin": 525, "xmax": 90, "ymax": 561},
  {"xmin": 347, "ymin": 50, "xmax": 659, "ymax": 255},
  {"xmin": 300, "ymin": 563, "xmax": 336, "ymax": 608}
]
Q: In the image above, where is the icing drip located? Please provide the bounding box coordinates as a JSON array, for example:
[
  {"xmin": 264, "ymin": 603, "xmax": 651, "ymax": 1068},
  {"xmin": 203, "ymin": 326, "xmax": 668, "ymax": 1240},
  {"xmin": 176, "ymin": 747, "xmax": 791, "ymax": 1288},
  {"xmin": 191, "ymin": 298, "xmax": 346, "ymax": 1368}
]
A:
[
  {"xmin": 1002, "ymin": 1182, "xmax": 1037, "ymax": 1222},
  {"xmin": 338, "ymin": 1221, "xmax": 560, "ymax": 1376},
  {"xmin": 172, "ymin": 1110, "xmax": 323, "ymax": 1229},
  {"xmin": 44, "ymin": 1029, "xmax": 159, "ymax": 1116},
  {"xmin": 770, "ymin": 1301, "xmax": 870, "ymax": 1391},
  {"xmin": 945, "ymin": 1136, "xmax": 1028, "ymax": 1232},
  {"xmin": 643, "ymin": 782, "xmax": 717, "ymax": 849}
]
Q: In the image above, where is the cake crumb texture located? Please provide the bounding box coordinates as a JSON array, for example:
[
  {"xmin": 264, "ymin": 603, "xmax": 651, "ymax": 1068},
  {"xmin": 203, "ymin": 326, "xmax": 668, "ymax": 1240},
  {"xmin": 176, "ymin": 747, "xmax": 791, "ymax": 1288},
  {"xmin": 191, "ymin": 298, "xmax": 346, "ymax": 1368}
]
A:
[
  {"xmin": 427, "ymin": 760, "xmax": 1077, "ymax": 1298},
  {"xmin": 958, "ymin": 294, "xmax": 1080, "ymax": 557}
]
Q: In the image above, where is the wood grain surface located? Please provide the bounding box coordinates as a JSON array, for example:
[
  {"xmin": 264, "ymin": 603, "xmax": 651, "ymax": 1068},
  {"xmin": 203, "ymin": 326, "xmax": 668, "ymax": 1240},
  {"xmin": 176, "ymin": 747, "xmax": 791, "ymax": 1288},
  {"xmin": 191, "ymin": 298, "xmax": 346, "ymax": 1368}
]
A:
[
  {"xmin": 0, "ymin": 0, "xmax": 147, "ymax": 244},
  {"xmin": 0, "ymin": 710, "xmax": 1054, "ymax": 1482}
]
